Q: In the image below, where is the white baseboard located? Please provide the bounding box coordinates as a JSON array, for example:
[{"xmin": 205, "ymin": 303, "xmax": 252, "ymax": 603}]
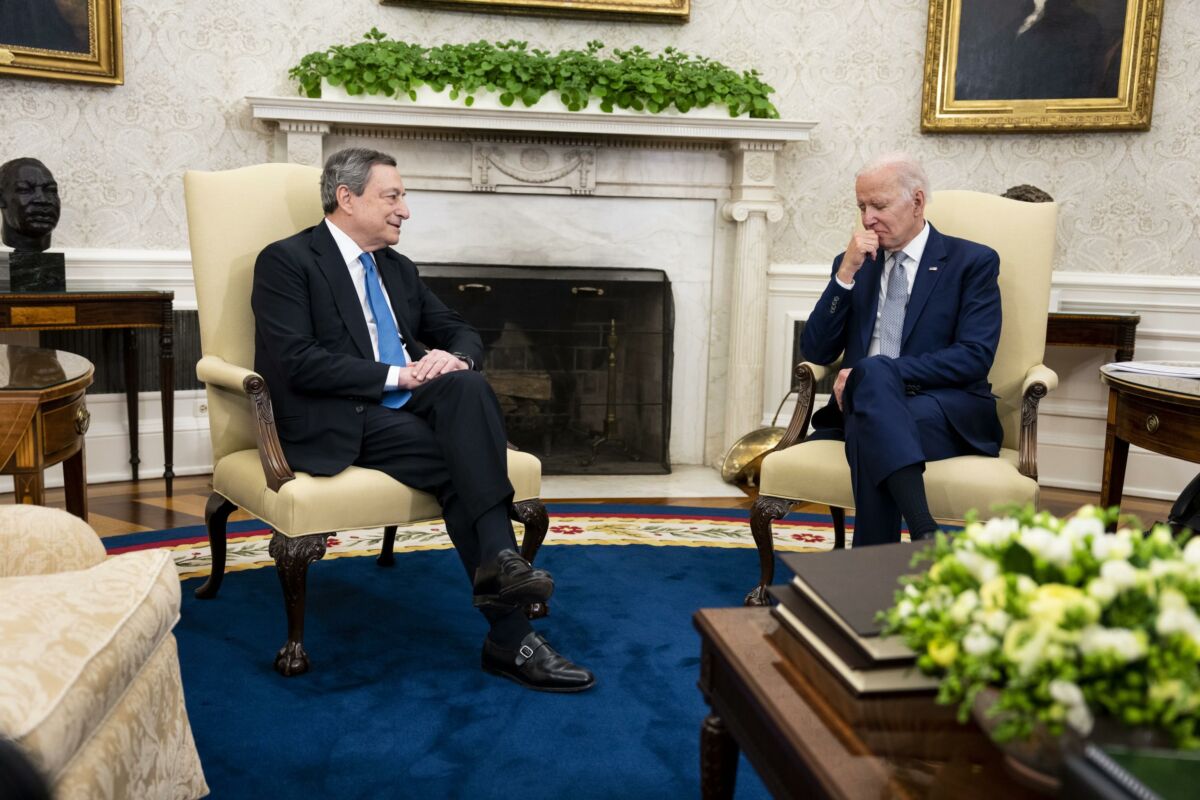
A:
[{"xmin": 0, "ymin": 389, "xmax": 213, "ymax": 494}]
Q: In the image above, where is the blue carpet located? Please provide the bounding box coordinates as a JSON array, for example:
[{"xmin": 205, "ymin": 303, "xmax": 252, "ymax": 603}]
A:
[{"xmin": 177, "ymin": 543, "xmax": 778, "ymax": 799}]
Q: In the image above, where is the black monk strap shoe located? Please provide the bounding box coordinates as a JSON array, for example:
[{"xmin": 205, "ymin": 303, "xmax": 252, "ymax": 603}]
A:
[
  {"xmin": 481, "ymin": 632, "xmax": 595, "ymax": 693},
  {"xmin": 472, "ymin": 549, "xmax": 554, "ymax": 608}
]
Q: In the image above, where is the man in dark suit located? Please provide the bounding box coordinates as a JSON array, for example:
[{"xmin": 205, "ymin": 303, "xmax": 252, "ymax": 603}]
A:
[
  {"xmin": 252, "ymin": 147, "xmax": 594, "ymax": 692},
  {"xmin": 801, "ymin": 153, "xmax": 1003, "ymax": 546}
]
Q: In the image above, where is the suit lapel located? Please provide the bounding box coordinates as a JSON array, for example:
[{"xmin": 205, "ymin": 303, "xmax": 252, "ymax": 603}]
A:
[
  {"xmin": 311, "ymin": 223, "xmax": 374, "ymax": 360},
  {"xmin": 858, "ymin": 250, "xmax": 886, "ymax": 356},
  {"xmin": 901, "ymin": 224, "xmax": 948, "ymax": 348}
]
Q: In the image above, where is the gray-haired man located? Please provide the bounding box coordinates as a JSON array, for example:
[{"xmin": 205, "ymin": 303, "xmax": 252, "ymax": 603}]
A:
[{"xmin": 252, "ymin": 147, "xmax": 594, "ymax": 691}]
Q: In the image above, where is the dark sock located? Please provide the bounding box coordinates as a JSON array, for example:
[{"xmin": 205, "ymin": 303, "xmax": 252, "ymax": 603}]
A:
[
  {"xmin": 475, "ymin": 502, "xmax": 517, "ymax": 564},
  {"xmin": 483, "ymin": 606, "xmax": 533, "ymax": 649},
  {"xmin": 884, "ymin": 464, "xmax": 938, "ymax": 539}
]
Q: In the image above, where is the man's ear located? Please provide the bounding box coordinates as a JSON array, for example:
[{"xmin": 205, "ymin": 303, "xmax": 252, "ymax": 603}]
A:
[
  {"xmin": 336, "ymin": 184, "xmax": 355, "ymax": 214},
  {"xmin": 911, "ymin": 188, "xmax": 925, "ymax": 217}
]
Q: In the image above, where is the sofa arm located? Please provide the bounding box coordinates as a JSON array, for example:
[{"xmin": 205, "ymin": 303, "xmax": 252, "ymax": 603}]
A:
[
  {"xmin": 0, "ymin": 506, "xmax": 106, "ymax": 578},
  {"xmin": 1019, "ymin": 363, "xmax": 1059, "ymax": 480}
]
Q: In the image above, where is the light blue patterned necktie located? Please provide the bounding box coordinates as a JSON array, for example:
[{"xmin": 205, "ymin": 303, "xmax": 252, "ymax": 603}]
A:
[
  {"xmin": 358, "ymin": 252, "xmax": 411, "ymax": 408},
  {"xmin": 877, "ymin": 251, "xmax": 908, "ymax": 358}
]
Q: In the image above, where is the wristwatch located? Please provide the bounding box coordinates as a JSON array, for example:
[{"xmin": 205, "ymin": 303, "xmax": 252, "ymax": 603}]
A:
[{"xmin": 452, "ymin": 352, "xmax": 476, "ymax": 370}]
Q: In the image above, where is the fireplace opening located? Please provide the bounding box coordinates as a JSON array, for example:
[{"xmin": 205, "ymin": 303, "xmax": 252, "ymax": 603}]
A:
[{"xmin": 420, "ymin": 264, "xmax": 672, "ymax": 474}]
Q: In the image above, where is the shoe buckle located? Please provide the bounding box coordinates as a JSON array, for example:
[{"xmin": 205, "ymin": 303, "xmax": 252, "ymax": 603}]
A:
[{"xmin": 516, "ymin": 644, "xmax": 535, "ymax": 665}]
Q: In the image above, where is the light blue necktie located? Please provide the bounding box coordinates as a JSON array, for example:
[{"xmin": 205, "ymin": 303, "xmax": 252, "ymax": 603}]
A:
[
  {"xmin": 877, "ymin": 252, "xmax": 908, "ymax": 358},
  {"xmin": 358, "ymin": 252, "xmax": 411, "ymax": 408}
]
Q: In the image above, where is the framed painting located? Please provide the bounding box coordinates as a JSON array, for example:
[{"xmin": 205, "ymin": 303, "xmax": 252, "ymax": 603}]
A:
[
  {"xmin": 0, "ymin": 0, "xmax": 123, "ymax": 85},
  {"xmin": 380, "ymin": 0, "xmax": 689, "ymax": 23},
  {"xmin": 921, "ymin": 0, "xmax": 1164, "ymax": 132}
]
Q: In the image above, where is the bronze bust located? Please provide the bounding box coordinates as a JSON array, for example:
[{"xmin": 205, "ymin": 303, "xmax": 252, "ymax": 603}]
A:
[
  {"xmin": 0, "ymin": 158, "xmax": 62, "ymax": 253},
  {"xmin": 0, "ymin": 158, "xmax": 66, "ymax": 291}
]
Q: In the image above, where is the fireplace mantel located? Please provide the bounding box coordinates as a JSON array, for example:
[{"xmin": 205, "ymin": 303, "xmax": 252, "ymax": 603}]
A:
[
  {"xmin": 248, "ymin": 95, "xmax": 815, "ymax": 149},
  {"xmin": 249, "ymin": 94, "xmax": 816, "ymax": 465}
]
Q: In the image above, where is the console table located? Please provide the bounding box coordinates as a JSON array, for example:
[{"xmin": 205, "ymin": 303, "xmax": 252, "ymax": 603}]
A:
[
  {"xmin": 695, "ymin": 607, "xmax": 1034, "ymax": 799},
  {"xmin": 1046, "ymin": 312, "xmax": 1139, "ymax": 362},
  {"xmin": 0, "ymin": 292, "xmax": 175, "ymax": 495},
  {"xmin": 0, "ymin": 345, "xmax": 93, "ymax": 519}
]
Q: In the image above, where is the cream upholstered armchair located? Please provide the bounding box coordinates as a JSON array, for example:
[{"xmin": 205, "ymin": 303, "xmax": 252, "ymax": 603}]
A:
[
  {"xmin": 183, "ymin": 163, "xmax": 550, "ymax": 676},
  {"xmin": 0, "ymin": 505, "xmax": 208, "ymax": 799},
  {"xmin": 746, "ymin": 191, "xmax": 1059, "ymax": 604}
]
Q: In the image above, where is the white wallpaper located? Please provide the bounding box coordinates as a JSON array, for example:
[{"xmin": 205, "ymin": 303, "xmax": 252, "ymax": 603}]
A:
[{"xmin": 2, "ymin": 0, "xmax": 1197, "ymax": 273}]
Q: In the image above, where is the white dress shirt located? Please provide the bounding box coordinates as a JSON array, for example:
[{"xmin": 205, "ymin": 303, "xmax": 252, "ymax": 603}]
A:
[
  {"xmin": 833, "ymin": 222, "xmax": 930, "ymax": 358},
  {"xmin": 868, "ymin": 222, "xmax": 929, "ymax": 357},
  {"xmin": 324, "ymin": 219, "xmax": 411, "ymax": 388}
]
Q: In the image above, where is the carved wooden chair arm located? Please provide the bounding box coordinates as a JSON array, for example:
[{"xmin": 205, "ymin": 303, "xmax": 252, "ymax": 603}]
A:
[
  {"xmin": 1018, "ymin": 363, "xmax": 1059, "ymax": 481},
  {"xmin": 196, "ymin": 355, "xmax": 295, "ymax": 492},
  {"xmin": 775, "ymin": 358, "xmax": 842, "ymax": 451}
]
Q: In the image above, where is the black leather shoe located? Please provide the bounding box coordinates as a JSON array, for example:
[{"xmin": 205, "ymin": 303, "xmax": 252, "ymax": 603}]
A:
[
  {"xmin": 473, "ymin": 549, "xmax": 554, "ymax": 608},
  {"xmin": 482, "ymin": 632, "xmax": 595, "ymax": 693}
]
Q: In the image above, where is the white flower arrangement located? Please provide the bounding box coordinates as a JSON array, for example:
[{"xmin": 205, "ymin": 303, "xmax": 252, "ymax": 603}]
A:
[{"xmin": 881, "ymin": 505, "xmax": 1200, "ymax": 748}]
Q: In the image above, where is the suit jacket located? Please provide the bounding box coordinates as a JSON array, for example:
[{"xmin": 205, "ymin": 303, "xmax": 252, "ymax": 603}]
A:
[
  {"xmin": 251, "ymin": 222, "xmax": 483, "ymax": 476},
  {"xmin": 801, "ymin": 223, "xmax": 1004, "ymax": 456}
]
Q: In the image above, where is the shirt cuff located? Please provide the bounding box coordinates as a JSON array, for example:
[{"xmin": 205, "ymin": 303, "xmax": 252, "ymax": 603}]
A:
[
  {"xmin": 834, "ymin": 275, "xmax": 854, "ymax": 290},
  {"xmin": 385, "ymin": 365, "xmax": 402, "ymax": 389}
]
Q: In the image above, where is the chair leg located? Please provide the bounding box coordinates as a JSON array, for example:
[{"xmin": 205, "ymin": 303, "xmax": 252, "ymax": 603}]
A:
[
  {"xmin": 831, "ymin": 506, "xmax": 847, "ymax": 550},
  {"xmin": 746, "ymin": 495, "xmax": 794, "ymax": 606},
  {"xmin": 194, "ymin": 493, "xmax": 236, "ymax": 600},
  {"xmin": 268, "ymin": 531, "xmax": 327, "ymax": 677},
  {"xmin": 376, "ymin": 525, "xmax": 398, "ymax": 567},
  {"xmin": 511, "ymin": 499, "xmax": 550, "ymax": 619}
]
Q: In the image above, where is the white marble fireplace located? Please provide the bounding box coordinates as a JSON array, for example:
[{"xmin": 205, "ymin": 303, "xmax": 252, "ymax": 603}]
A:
[{"xmin": 249, "ymin": 96, "xmax": 814, "ymax": 466}]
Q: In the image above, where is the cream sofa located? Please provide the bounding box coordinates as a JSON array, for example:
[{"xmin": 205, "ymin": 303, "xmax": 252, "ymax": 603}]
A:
[{"xmin": 0, "ymin": 505, "xmax": 208, "ymax": 799}]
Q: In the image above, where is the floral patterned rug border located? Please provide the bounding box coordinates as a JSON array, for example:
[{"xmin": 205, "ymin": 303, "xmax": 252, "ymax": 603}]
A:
[{"xmin": 104, "ymin": 507, "xmax": 852, "ymax": 580}]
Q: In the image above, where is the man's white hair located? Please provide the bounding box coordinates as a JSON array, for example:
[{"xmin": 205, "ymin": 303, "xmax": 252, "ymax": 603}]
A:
[{"xmin": 856, "ymin": 152, "xmax": 931, "ymax": 203}]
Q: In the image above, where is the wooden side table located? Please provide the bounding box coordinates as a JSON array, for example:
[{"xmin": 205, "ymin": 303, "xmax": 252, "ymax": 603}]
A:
[
  {"xmin": 695, "ymin": 607, "xmax": 1033, "ymax": 799},
  {"xmin": 1099, "ymin": 365, "xmax": 1200, "ymax": 514},
  {"xmin": 0, "ymin": 291, "xmax": 175, "ymax": 495},
  {"xmin": 0, "ymin": 345, "xmax": 94, "ymax": 519}
]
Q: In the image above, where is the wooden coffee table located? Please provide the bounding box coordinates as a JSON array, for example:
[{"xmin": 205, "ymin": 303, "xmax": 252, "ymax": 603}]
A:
[
  {"xmin": 1099, "ymin": 365, "xmax": 1200, "ymax": 513},
  {"xmin": 0, "ymin": 344, "xmax": 94, "ymax": 519},
  {"xmin": 695, "ymin": 607, "xmax": 1035, "ymax": 799}
]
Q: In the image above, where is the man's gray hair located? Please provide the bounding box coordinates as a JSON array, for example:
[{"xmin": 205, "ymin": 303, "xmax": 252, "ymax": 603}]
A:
[
  {"xmin": 856, "ymin": 152, "xmax": 930, "ymax": 203},
  {"xmin": 320, "ymin": 148, "xmax": 397, "ymax": 213}
]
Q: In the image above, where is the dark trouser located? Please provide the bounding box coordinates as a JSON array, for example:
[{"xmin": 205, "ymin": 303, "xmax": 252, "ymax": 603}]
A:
[
  {"xmin": 355, "ymin": 370, "xmax": 529, "ymax": 641},
  {"xmin": 817, "ymin": 357, "xmax": 971, "ymax": 546}
]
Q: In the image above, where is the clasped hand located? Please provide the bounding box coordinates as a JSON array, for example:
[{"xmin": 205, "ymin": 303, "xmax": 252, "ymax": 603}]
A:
[{"xmin": 395, "ymin": 349, "xmax": 468, "ymax": 389}]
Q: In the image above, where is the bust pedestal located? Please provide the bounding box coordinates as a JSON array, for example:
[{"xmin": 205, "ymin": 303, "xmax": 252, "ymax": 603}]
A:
[{"xmin": 0, "ymin": 251, "xmax": 66, "ymax": 293}]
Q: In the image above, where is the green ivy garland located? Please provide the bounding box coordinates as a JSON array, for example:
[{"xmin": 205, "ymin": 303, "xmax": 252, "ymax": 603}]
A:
[{"xmin": 289, "ymin": 29, "xmax": 779, "ymax": 119}]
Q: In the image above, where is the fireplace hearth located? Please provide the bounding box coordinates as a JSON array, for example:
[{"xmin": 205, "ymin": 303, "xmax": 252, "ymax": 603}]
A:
[{"xmin": 421, "ymin": 264, "xmax": 672, "ymax": 474}]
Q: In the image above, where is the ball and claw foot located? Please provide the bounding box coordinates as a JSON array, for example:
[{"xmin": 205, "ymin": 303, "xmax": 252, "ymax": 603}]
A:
[
  {"xmin": 744, "ymin": 584, "xmax": 770, "ymax": 607},
  {"xmin": 274, "ymin": 641, "xmax": 310, "ymax": 676}
]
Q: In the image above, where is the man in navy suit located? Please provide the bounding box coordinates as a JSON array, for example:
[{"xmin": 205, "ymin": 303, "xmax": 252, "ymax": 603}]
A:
[
  {"xmin": 252, "ymin": 148, "xmax": 594, "ymax": 691},
  {"xmin": 801, "ymin": 153, "xmax": 1004, "ymax": 546}
]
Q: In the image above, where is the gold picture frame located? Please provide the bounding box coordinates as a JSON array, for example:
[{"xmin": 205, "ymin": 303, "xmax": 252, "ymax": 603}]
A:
[
  {"xmin": 0, "ymin": 0, "xmax": 123, "ymax": 85},
  {"xmin": 380, "ymin": 0, "xmax": 688, "ymax": 23},
  {"xmin": 921, "ymin": 0, "xmax": 1163, "ymax": 133}
]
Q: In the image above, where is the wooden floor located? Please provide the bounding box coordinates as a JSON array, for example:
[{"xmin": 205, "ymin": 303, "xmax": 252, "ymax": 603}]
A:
[{"xmin": 1, "ymin": 475, "xmax": 1176, "ymax": 539}]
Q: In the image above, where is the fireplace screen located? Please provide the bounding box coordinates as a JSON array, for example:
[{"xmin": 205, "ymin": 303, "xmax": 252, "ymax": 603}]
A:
[{"xmin": 420, "ymin": 264, "xmax": 672, "ymax": 474}]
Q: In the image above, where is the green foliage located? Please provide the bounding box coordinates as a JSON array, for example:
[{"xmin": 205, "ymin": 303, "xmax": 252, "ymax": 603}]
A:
[{"xmin": 288, "ymin": 29, "xmax": 780, "ymax": 119}]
